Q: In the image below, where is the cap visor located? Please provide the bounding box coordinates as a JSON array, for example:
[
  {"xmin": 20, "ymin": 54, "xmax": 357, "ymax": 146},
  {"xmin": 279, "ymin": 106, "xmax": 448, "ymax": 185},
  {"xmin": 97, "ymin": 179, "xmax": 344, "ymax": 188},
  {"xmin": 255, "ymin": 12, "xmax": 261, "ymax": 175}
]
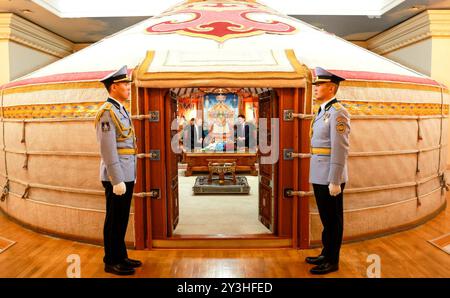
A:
[
  {"xmin": 113, "ymin": 77, "xmax": 132, "ymax": 83},
  {"xmin": 312, "ymin": 79, "xmax": 332, "ymax": 85}
]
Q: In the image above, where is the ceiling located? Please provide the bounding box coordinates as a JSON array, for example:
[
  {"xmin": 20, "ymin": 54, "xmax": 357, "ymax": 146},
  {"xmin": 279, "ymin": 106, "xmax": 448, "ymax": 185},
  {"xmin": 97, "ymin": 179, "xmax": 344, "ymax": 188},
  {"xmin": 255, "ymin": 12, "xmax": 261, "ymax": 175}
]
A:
[
  {"xmin": 0, "ymin": 0, "xmax": 148, "ymax": 42},
  {"xmin": 28, "ymin": 0, "xmax": 408, "ymax": 17},
  {"xmin": 297, "ymin": 0, "xmax": 450, "ymax": 40},
  {"xmin": 1, "ymin": 0, "xmax": 450, "ymax": 43}
]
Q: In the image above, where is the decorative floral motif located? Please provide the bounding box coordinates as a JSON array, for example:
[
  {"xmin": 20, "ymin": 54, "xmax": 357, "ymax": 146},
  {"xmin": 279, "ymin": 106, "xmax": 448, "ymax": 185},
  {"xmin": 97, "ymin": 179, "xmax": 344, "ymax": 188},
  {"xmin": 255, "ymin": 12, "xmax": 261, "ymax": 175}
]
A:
[
  {"xmin": 2, "ymin": 102, "xmax": 131, "ymax": 119},
  {"xmin": 146, "ymin": 0, "xmax": 297, "ymax": 43},
  {"xmin": 2, "ymin": 101, "xmax": 448, "ymax": 120},
  {"xmin": 313, "ymin": 101, "xmax": 449, "ymax": 116}
]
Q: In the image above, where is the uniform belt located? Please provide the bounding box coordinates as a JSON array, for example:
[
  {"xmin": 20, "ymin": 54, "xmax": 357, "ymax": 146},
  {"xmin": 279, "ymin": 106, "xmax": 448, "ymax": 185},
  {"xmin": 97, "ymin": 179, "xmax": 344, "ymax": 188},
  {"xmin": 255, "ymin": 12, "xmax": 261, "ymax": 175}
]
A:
[
  {"xmin": 311, "ymin": 147, "xmax": 331, "ymax": 155},
  {"xmin": 117, "ymin": 148, "xmax": 137, "ymax": 155}
]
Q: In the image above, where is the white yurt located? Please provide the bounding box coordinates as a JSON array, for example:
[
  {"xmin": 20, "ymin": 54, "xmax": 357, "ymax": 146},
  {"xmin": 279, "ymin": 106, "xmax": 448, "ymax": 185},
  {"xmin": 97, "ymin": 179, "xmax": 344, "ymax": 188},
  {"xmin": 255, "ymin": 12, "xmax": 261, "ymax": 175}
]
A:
[{"xmin": 0, "ymin": 0, "xmax": 448, "ymax": 249}]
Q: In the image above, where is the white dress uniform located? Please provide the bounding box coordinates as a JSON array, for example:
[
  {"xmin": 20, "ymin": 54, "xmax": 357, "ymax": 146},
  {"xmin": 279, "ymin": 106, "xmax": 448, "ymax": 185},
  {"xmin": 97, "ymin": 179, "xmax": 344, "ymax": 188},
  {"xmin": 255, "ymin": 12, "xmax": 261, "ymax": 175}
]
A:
[
  {"xmin": 94, "ymin": 66, "xmax": 138, "ymax": 272},
  {"xmin": 309, "ymin": 98, "xmax": 350, "ymax": 185},
  {"xmin": 96, "ymin": 97, "xmax": 137, "ymax": 184},
  {"xmin": 307, "ymin": 67, "xmax": 350, "ymax": 274}
]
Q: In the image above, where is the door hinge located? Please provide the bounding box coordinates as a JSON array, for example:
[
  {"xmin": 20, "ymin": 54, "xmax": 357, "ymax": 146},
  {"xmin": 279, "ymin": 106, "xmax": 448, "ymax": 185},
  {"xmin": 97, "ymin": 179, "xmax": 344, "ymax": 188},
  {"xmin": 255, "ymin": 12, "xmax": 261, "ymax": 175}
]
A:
[
  {"xmin": 150, "ymin": 189, "xmax": 160, "ymax": 199},
  {"xmin": 283, "ymin": 110, "xmax": 312, "ymax": 121},
  {"xmin": 136, "ymin": 150, "xmax": 160, "ymax": 160},
  {"xmin": 148, "ymin": 111, "xmax": 160, "ymax": 122},
  {"xmin": 149, "ymin": 150, "xmax": 160, "ymax": 160},
  {"xmin": 283, "ymin": 148, "xmax": 294, "ymax": 160},
  {"xmin": 283, "ymin": 110, "xmax": 295, "ymax": 121},
  {"xmin": 283, "ymin": 149, "xmax": 311, "ymax": 160},
  {"xmin": 284, "ymin": 188, "xmax": 311, "ymax": 198},
  {"xmin": 134, "ymin": 189, "xmax": 160, "ymax": 199}
]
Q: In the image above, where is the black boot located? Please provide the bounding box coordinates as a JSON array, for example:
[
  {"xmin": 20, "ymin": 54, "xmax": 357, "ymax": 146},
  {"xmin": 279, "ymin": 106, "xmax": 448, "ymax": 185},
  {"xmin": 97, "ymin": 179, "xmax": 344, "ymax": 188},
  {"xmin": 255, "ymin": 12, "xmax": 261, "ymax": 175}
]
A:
[
  {"xmin": 310, "ymin": 262, "xmax": 339, "ymax": 275},
  {"xmin": 305, "ymin": 255, "xmax": 326, "ymax": 265},
  {"xmin": 122, "ymin": 258, "xmax": 142, "ymax": 268},
  {"xmin": 104, "ymin": 263, "xmax": 135, "ymax": 275}
]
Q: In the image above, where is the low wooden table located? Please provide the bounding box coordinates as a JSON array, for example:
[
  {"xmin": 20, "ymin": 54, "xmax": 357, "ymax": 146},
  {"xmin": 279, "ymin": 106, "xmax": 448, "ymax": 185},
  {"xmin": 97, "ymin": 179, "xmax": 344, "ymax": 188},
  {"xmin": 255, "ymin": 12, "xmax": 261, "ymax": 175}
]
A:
[
  {"xmin": 182, "ymin": 152, "xmax": 257, "ymax": 176},
  {"xmin": 192, "ymin": 176, "xmax": 250, "ymax": 195},
  {"xmin": 207, "ymin": 159, "xmax": 237, "ymax": 184}
]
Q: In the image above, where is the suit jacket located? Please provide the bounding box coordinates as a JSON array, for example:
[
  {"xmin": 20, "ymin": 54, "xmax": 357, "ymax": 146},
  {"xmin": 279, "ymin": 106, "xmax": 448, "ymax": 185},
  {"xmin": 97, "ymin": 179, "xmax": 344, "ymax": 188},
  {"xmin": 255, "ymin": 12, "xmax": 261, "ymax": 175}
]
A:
[
  {"xmin": 95, "ymin": 97, "xmax": 137, "ymax": 184},
  {"xmin": 196, "ymin": 125, "xmax": 205, "ymax": 147},
  {"xmin": 309, "ymin": 98, "xmax": 350, "ymax": 185},
  {"xmin": 234, "ymin": 123, "xmax": 250, "ymax": 148},
  {"xmin": 184, "ymin": 124, "xmax": 203, "ymax": 149}
]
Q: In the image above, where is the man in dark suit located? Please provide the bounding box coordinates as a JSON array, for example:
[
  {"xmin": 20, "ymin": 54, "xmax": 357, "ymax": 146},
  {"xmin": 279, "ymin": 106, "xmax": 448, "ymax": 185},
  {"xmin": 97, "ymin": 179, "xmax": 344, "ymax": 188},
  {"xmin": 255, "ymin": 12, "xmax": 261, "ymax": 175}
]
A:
[
  {"xmin": 234, "ymin": 114, "xmax": 250, "ymax": 151},
  {"xmin": 246, "ymin": 119, "xmax": 257, "ymax": 152},
  {"xmin": 184, "ymin": 118, "xmax": 203, "ymax": 151},
  {"xmin": 195, "ymin": 118, "xmax": 204, "ymax": 149}
]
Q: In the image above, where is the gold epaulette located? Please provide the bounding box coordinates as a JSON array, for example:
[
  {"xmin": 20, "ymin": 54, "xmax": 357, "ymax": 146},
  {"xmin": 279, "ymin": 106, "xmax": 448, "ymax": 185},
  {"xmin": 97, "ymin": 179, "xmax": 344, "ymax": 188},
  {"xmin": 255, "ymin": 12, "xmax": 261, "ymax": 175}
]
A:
[
  {"xmin": 95, "ymin": 102, "xmax": 135, "ymax": 142},
  {"xmin": 332, "ymin": 102, "xmax": 343, "ymax": 111},
  {"xmin": 94, "ymin": 102, "xmax": 113, "ymax": 128}
]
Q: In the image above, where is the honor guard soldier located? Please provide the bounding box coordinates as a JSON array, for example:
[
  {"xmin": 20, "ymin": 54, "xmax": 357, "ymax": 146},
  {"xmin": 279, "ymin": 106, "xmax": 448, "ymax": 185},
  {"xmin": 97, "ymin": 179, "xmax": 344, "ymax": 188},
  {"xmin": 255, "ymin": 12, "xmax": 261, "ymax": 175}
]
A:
[
  {"xmin": 306, "ymin": 67, "xmax": 350, "ymax": 275},
  {"xmin": 95, "ymin": 65, "xmax": 142, "ymax": 275}
]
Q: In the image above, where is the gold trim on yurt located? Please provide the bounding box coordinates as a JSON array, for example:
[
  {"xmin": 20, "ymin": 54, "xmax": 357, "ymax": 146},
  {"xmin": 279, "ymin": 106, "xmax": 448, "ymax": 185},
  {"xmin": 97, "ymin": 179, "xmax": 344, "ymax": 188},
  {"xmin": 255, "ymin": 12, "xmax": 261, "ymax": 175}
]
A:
[
  {"xmin": 135, "ymin": 78, "xmax": 306, "ymax": 88},
  {"xmin": 2, "ymin": 81, "xmax": 104, "ymax": 95},
  {"xmin": 341, "ymin": 80, "xmax": 445, "ymax": 93},
  {"xmin": 136, "ymin": 49, "xmax": 307, "ymax": 82},
  {"xmin": 311, "ymin": 100, "xmax": 449, "ymax": 117},
  {"xmin": 2, "ymin": 101, "xmax": 131, "ymax": 119},
  {"xmin": 2, "ymin": 100, "xmax": 447, "ymax": 120}
]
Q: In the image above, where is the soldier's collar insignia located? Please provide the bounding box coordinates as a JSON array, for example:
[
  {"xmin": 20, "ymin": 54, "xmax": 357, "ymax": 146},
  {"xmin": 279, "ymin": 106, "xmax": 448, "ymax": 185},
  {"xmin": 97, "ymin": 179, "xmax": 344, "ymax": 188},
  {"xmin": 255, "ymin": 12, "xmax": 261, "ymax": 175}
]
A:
[
  {"xmin": 107, "ymin": 97, "xmax": 121, "ymax": 110},
  {"xmin": 325, "ymin": 98, "xmax": 338, "ymax": 111}
]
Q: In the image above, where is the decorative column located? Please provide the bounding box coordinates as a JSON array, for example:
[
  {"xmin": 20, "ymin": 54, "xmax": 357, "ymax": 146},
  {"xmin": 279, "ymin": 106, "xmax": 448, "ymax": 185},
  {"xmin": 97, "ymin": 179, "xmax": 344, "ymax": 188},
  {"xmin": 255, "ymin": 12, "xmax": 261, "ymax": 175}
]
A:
[{"xmin": 0, "ymin": 13, "xmax": 73, "ymax": 85}]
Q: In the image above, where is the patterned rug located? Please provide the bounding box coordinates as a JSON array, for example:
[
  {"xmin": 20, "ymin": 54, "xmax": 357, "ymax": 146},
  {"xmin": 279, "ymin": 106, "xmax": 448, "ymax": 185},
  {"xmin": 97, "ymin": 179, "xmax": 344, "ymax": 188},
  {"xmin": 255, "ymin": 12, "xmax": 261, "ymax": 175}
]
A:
[
  {"xmin": 428, "ymin": 233, "xmax": 450, "ymax": 254},
  {"xmin": 0, "ymin": 236, "xmax": 16, "ymax": 254}
]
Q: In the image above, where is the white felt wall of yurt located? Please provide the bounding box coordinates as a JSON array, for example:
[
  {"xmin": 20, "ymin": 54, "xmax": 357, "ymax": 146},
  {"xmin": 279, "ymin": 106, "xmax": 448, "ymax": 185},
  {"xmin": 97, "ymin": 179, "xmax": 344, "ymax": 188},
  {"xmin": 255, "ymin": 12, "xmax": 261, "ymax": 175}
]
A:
[
  {"xmin": 308, "ymin": 84, "xmax": 448, "ymax": 243},
  {"xmin": 2, "ymin": 84, "xmax": 107, "ymax": 107},
  {"xmin": 310, "ymin": 188, "xmax": 445, "ymax": 242},
  {"xmin": 0, "ymin": 192, "xmax": 135, "ymax": 245},
  {"xmin": 0, "ymin": 115, "xmax": 135, "ymax": 245},
  {"xmin": 1, "ymin": 85, "xmax": 448, "ymax": 245},
  {"xmin": 0, "ymin": 82, "xmax": 130, "ymax": 244}
]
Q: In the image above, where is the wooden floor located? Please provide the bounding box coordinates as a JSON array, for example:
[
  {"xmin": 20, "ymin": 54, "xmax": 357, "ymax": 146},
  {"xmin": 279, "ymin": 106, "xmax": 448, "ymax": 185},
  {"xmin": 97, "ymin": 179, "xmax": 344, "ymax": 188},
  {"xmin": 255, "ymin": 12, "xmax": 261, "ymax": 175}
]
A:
[{"xmin": 0, "ymin": 196, "xmax": 449, "ymax": 278}]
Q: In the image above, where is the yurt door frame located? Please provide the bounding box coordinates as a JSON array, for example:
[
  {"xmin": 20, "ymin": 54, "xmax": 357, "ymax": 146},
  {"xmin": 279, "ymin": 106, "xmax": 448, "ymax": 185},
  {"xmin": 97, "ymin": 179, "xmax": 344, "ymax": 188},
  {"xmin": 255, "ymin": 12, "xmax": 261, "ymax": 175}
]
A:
[{"xmin": 132, "ymin": 87, "xmax": 310, "ymax": 249}]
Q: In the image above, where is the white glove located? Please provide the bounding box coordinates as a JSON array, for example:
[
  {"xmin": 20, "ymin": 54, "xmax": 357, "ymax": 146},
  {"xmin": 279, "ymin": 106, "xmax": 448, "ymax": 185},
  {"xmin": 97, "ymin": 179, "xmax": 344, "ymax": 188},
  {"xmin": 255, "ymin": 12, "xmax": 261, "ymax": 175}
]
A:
[
  {"xmin": 329, "ymin": 183, "xmax": 341, "ymax": 196},
  {"xmin": 113, "ymin": 182, "xmax": 126, "ymax": 196}
]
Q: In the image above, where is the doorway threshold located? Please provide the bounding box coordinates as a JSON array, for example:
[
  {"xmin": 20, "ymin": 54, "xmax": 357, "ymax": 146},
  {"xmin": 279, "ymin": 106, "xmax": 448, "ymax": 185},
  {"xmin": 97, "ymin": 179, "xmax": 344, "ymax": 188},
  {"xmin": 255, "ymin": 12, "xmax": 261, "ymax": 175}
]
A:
[{"xmin": 152, "ymin": 235, "xmax": 293, "ymax": 249}]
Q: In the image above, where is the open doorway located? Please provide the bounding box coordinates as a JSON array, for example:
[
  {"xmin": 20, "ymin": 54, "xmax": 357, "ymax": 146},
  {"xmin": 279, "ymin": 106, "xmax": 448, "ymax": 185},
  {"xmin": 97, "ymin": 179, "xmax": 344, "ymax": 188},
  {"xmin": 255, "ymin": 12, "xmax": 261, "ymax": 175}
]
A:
[{"xmin": 164, "ymin": 88, "xmax": 278, "ymax": 236}]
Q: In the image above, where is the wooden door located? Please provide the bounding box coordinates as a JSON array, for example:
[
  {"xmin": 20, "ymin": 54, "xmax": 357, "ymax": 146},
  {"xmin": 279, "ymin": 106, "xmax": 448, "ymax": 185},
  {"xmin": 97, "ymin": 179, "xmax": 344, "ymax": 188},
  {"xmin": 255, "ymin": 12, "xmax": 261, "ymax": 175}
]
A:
[
  {"xmin": 165, "ymin": 91, "xmax": 180, "ymax": 236},
  {"xmin": 275, "ymin": 87, "xmax": 309, "ymax": 248},
  {"xmin": 135, "ymin": 87, "xmax": 308, "ymax": 249},
  {"xmin": 258, "ymin": 90, "xmax": 278, "ymax": 232},
  {"xmin": 141, "ymin": 88, "xmax": 169, "ymax": 246}
]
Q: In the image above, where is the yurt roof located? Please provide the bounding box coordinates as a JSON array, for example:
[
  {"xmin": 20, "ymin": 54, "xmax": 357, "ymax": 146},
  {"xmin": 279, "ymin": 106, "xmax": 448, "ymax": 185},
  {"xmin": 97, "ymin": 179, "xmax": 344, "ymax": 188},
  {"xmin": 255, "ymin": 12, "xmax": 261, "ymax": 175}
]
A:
[{"xmin": 1, "ymin": 0, "xmax": 444, "ymax": 90}]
